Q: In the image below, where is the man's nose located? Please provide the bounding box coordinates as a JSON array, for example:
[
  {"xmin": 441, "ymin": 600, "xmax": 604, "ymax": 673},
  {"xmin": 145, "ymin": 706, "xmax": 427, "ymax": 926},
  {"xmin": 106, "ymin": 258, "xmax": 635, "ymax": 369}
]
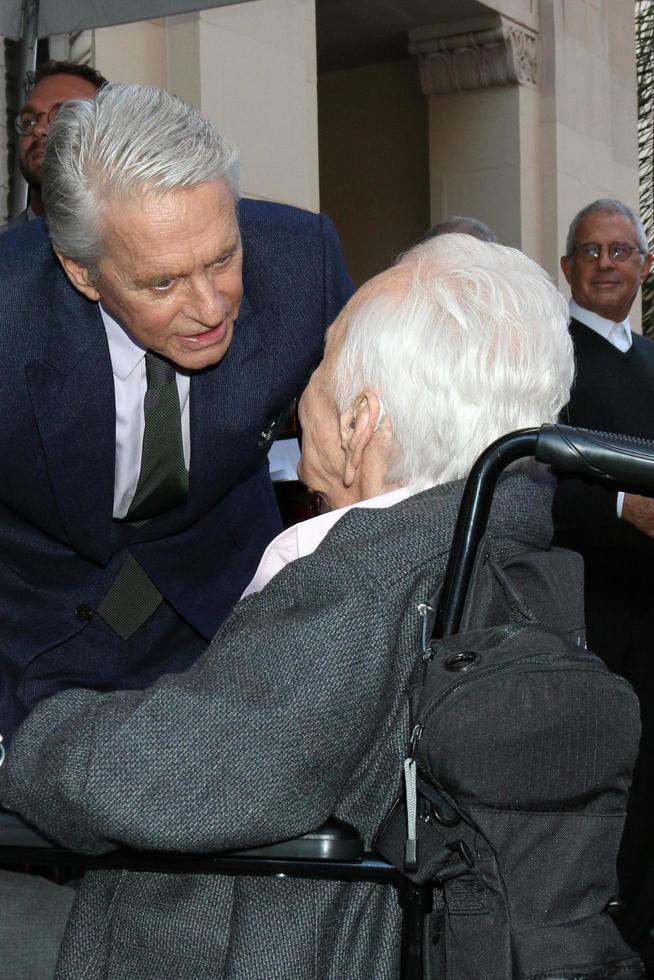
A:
[
  {"xmin": 32, "ymin": 112, "xmax": 51, "ymax": 139},
  {"xmin": 597, "ymin": 246, "xmax": 616, "ymax": 269},
  {"xmin": 186, "ymin": 273, "xmax": 225, "ymax": 324}
]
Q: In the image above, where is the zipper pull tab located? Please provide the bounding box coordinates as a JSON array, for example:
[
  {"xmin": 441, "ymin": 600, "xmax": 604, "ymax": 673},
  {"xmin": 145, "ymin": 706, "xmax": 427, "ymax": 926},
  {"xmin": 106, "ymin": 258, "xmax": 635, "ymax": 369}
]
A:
[
  {"xmin": 403, "ymin": 724, "xmax": 423, "ymax": 871},
  {"xmin": 417, "ymin": 602, "xmax": 434, "ymax": 654},
  {"xmin": 409, "ymin": 723, "xmax": 423, "ymax": 762},
  {"xmin": 0, "ymin": 735, "xmax": 4, "ymax": 769}
]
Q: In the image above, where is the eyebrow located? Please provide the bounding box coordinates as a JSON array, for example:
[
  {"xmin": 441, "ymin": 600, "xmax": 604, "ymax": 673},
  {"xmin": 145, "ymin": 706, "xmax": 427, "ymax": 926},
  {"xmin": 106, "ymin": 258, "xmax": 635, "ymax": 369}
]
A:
[
  {"xmin": 134, "ymin": 238, "xmax": 242, "ymax": 289},
  {"xmin": 20, "ymin": 99, "xmax": 62, "ymax": 114}
]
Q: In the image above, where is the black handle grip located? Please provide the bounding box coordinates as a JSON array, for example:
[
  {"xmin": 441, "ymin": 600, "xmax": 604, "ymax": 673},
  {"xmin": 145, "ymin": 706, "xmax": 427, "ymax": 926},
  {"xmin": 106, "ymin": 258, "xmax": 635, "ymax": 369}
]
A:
[
  {"xmin": 434, "ymin": 424, "xmax": 654, "ymax": 639},
  {"xmin": 536, "ymin": 424, "xmax": 654, "ymax": 495}
]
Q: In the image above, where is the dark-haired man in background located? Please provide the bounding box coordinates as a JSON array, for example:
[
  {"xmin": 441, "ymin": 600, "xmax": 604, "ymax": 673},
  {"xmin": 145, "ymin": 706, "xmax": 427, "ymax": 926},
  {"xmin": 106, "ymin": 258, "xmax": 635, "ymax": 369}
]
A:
[{"xmin": 9, "ymin": 60, "xmax": 107, "ymax": 227}]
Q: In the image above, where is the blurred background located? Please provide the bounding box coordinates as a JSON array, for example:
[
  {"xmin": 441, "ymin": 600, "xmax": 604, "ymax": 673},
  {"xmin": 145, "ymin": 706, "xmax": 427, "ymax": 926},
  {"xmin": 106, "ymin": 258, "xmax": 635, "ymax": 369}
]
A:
[{"xmin": 1, "ymin": 0, "xmax": 652, "ymax": 331}]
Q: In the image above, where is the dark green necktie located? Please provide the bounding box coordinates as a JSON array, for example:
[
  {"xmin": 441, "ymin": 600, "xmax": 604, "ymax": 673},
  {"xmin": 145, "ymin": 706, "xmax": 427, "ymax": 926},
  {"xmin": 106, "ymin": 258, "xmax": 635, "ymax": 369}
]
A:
[
  {"xmin": 95, "ymin": 353, "xmax": 187, "ymax": 639},
  {"xmin": 125, "ymin": 351, "xmax": 189, "ymax": 522}
]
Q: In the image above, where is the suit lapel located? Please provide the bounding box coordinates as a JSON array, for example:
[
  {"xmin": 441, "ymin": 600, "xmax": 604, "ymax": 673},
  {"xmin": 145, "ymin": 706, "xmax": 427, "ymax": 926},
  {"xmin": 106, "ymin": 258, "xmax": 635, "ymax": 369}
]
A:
[
  {"xmin": 26, "ymin": 272, "xmax": 115, "ymax": 563},
  {"xmin": 27, "ymin": 279, "xmax": 279, "ymax": 556},
  {"xmin": 188, "ymin": 293, "xmax": 277, "ymax": 513}
]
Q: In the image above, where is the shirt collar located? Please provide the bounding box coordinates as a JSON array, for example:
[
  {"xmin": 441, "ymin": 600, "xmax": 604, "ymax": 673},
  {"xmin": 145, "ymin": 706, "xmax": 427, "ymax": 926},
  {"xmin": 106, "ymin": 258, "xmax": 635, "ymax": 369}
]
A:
[
  {"xmin": 240, "ymin": 485, "xmax": 422, "ymax": 600},
  {"xmin": 100, "ymin": 304, "xmax": 147, "ymax": 381},
  {"xmin": 295, "ymin": 486, "xmax": 416, "ymax": 559},
  {"xmin": 570, "ymin": 298, "xmax": 632, "ymax": 349}
]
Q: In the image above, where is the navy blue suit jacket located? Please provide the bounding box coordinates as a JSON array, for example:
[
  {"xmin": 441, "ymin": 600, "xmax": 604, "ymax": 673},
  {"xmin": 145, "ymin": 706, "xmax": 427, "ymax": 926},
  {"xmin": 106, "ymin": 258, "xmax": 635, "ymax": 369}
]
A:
[{"xmin": 0, "ymin": 198, "xmax": 353, "ymax": 737}]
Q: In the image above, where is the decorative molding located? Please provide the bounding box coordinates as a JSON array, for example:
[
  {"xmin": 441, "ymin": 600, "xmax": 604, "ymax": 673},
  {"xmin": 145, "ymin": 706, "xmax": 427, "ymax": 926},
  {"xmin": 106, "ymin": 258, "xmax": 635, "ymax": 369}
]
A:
[{"xmin": 409, "ymin": 15, "xmax": 538, "ymax": 96}]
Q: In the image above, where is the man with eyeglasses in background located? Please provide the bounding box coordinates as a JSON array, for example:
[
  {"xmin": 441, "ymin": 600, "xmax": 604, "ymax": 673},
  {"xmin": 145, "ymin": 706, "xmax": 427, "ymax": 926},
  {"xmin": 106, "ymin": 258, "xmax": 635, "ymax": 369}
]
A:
[
  {"xmin": 553, "ymin": 198, "xmax": 654, "ymax": 969},
  {"xmin": 5, "ymin": 60, "xmax": 106, "ymax": 230}
]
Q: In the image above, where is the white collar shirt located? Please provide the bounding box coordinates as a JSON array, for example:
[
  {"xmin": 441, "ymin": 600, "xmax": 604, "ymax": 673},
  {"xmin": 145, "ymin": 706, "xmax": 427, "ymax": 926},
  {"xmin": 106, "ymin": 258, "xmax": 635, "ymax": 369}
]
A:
[
  {"xmin": 570, "ymin": 298, "xmax": 632, "ymax": 353},
  {"xmin": 241, "ymin": 486, "xmax": 416, "ymax": 597}
]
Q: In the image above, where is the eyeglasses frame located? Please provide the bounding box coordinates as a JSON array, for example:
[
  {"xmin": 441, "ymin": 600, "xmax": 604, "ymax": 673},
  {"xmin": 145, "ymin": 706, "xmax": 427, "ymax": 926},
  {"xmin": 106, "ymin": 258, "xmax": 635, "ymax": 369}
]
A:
[
  {"xmin": 570, "ymin": 242, "xmax": 645, "ymax": 264},
  {"xmin": 14, "ymin": 104, "xmax": 61, "ymax": 137}
]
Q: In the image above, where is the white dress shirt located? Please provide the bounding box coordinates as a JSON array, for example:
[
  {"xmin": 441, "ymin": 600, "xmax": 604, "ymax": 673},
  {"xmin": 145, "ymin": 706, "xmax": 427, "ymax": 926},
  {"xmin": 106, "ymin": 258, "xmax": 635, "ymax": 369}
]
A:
[
  {"xmin": 569, "ymin": 299, "xmax": 630, "ymax": 517},
  {"xmin": 570, "ymin": 299, "xmax": 632, "ymax": 352},
  {"xmin": 101, "ymin": 306, "xmax": 191, "ymax": 519},
  {"xmin": 242, "ymin": 486, "xmax": 414, "ymax": 597}
]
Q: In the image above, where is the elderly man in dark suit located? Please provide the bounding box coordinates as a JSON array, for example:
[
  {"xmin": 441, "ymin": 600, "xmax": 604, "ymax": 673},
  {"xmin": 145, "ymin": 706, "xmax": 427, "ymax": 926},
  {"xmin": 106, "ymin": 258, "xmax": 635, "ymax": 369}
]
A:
[
  {"xmin": 1, "ymin": 235, "xmax": 634, "ymax": 980},
  {"xmin": 553, "ymin": 199, "xmax": 654, "ymax": 958},
  {"xmin": 0, "ymin": 83, "xmax": 352, "ymax": 746}
]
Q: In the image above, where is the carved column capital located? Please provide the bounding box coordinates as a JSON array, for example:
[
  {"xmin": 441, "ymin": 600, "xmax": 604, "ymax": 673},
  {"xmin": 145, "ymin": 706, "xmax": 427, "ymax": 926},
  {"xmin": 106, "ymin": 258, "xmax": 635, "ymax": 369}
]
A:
[{"xmin": 409, "ymin": 15, "xmax": 539, "ymax": 96}]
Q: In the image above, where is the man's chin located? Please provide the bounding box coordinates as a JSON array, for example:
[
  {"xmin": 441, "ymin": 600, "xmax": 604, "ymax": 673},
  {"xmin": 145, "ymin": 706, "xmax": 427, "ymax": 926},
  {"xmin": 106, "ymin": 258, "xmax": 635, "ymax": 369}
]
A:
[{"xmin": 18, "ymin": 167, "xmax": 41, "ymax": 191}]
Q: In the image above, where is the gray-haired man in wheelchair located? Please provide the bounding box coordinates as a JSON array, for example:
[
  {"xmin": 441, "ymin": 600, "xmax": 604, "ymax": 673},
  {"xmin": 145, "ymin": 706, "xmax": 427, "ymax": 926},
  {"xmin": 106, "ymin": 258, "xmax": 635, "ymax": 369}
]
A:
[{"xmin": 0, "ymin": 234, "xmax": 641, "ymax": 978}]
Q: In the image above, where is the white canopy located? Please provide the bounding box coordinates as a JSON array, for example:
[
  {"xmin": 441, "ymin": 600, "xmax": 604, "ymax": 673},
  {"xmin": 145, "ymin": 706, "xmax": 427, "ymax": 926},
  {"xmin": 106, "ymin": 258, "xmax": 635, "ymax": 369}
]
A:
[
  {"xmin": 3, "ymin": 0, "xmax": 253, "ymax": 216},
  {"xmin": 0, "ymin": 0, "xmax": 252, "ymax": 41}
]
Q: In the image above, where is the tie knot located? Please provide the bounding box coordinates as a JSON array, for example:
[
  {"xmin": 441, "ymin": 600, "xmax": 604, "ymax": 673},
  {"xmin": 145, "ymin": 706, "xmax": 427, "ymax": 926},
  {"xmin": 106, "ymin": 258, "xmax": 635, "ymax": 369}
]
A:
[{"xmin": 145, "ymin": 351, "xmax": 176, "ymax": 387}]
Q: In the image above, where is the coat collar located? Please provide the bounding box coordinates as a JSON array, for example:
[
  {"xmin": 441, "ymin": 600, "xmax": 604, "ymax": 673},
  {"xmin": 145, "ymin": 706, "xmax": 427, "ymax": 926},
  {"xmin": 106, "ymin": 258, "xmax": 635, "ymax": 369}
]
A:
[
  {"xmin": 27, "ymin": 262, "xmax": 279, "ymax": 558},
  {"xmin": 25, "ymin": 268, "xmax": 116, "ymax": 562},
  {"xmin": 185, "ymin": 292, "xmax": 277, "ymax": 517},
  {"xmin": 122, "ymin": 291, "xmax": 279, "ymax": 544}
]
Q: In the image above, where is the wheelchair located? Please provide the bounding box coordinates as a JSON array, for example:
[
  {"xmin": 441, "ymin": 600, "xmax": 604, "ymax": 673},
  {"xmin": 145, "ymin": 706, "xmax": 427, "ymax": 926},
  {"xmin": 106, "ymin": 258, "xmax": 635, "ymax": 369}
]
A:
[{"xmin": 1, "ymin": 424, "xmax": 653, "ymax": 980}]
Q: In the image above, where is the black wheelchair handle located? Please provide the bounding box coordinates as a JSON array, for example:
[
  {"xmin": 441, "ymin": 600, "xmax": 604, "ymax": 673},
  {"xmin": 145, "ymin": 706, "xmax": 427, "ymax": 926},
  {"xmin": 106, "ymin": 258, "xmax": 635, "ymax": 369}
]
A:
[
  {"xmin": 536, "ymin": 424, "xmax": 654, "ymax": 494},
  {"xmin": 434, "ymin": 424, "xmax": 654, "ymax": 640}
]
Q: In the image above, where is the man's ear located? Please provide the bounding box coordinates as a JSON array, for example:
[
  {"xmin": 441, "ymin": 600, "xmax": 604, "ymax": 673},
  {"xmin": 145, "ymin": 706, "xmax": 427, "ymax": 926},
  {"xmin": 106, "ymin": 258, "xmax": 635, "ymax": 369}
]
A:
[
  {"xmin": 560, "ymin": 254, "xmax": 572, "ymax": 287},
  {"xmin": 640, "ymin": 252, "xmax": 653, "ymax": 285},
  {"xmin": 54, "ymin": 250, "xmax": 101, "ymax": 302},
  {"xmin": 339, "ymin": 391, "xmax": 384, "ymax": 488}
]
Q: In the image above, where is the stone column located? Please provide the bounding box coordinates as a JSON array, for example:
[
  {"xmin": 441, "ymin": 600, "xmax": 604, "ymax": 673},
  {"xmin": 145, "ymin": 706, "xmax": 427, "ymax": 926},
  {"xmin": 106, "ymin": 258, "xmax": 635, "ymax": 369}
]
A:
[
  {"xmin": 165, "ymin": 0, "xmax": 319, "ymax": 210},
  {"xmin": 410, "ymin": 1, "xmax": 640, "ymax": 299},
  {"xmin": 91, "ymin": 0, "xmax": 319, "ymax": 211},
  {"xmin": 93, "ymin": 20, "xmax": 167, "ymax": 88},
  {"xmin": 538, "ymin": 0, "xmax": 639, "ymax": 289},
  {"xmin": 409, "ymin": 13, "xmax": 540, "ymax": 256}
]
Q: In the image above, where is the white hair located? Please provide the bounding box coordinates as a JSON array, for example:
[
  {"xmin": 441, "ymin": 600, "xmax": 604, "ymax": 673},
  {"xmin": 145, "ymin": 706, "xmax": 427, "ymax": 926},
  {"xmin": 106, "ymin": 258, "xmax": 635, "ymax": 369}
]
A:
[
  {"xmin": 333, "ymin": 234, "xmax": 574, "ymax": 488},
  {"xmin": 43, "ymin": 83, "xmax": 240, "ymax": 279}
]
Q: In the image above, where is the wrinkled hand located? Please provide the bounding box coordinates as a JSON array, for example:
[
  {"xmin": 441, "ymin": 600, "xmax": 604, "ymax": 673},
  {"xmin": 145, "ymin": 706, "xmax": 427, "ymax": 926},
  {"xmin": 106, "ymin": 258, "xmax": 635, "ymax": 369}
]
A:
[{"xmin": 621, "ymin": 493, "xmax": 654, "ymax": 538}]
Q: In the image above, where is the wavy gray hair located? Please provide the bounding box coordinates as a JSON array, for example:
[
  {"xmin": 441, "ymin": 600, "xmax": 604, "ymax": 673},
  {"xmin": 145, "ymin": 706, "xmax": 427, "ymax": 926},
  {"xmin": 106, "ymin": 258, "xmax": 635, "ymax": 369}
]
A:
[
  {"xmin": 43, "ymin": 83, "xmax": 240, "ymax": 280},
  {"xmin": 333, "ymin": 234, "xmax": 574, "ymax": 488},
  {"xmin": 565, "ymin": 199, "xmax": 649, "ymax": 257}
]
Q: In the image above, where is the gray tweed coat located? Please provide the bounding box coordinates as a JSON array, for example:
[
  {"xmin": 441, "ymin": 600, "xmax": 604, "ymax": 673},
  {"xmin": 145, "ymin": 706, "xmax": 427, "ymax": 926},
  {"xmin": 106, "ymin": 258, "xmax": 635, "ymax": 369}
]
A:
[{"xmin": 0, "ymin": 473, "xmax": 556, "ymax": 979}]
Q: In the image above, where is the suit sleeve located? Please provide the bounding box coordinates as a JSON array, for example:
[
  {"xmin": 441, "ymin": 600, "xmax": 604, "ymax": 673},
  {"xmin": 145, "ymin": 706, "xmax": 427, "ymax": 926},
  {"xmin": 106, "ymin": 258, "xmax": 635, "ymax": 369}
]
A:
[{"xmin": 0, "ymin": 544, "xmax": 416, "ymax": 855}]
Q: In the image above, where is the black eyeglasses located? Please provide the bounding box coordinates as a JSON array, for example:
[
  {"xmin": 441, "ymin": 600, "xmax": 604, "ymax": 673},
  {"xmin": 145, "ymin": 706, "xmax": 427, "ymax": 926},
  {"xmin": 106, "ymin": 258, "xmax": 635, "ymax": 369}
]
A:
[
  {"xmin": 572, "ymin": 242, "xmax": 643, "ymax": 264},
  {"xmin": 14, "ymin": 105, "xmax": 60, "ymax": 136}
]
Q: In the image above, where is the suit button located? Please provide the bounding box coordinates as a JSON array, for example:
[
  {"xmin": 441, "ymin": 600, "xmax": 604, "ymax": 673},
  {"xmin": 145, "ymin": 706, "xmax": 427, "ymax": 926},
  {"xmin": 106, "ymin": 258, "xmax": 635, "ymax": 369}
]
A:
[{"xmin": 75, "ymin": 603, "xmax": 94, "ymax": 622}]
